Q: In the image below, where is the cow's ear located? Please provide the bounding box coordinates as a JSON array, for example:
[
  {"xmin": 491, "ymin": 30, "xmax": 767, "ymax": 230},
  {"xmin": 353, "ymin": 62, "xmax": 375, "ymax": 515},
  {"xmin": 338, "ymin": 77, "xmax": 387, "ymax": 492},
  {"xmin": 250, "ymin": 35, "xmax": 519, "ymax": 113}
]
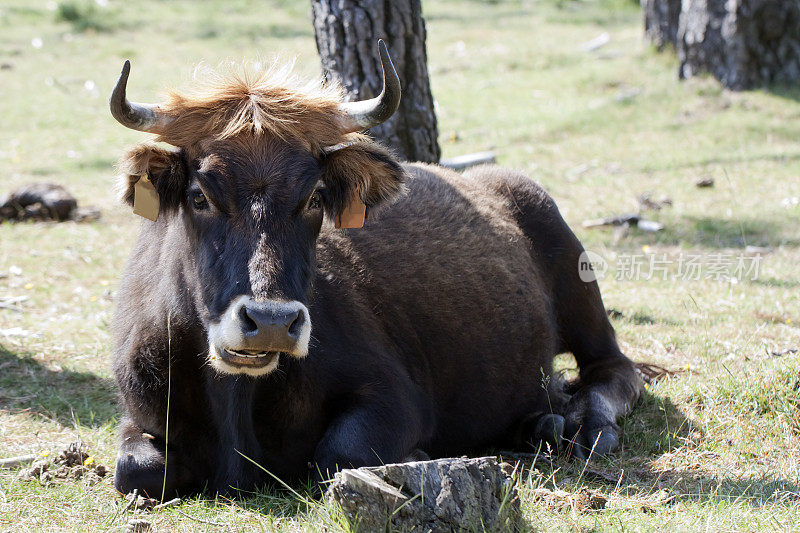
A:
[
  {"xmin": 319, "ymin": 137, "xmax": 408, "ymax": 224},
  {"xmin": 116, "ymin": 144, "xmax": 186, "ymax": 211}
]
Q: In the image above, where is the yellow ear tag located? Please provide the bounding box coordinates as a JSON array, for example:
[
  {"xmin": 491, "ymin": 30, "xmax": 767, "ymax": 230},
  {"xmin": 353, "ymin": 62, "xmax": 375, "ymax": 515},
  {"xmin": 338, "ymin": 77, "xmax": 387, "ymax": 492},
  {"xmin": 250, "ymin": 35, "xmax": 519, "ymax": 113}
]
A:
[
  {"xmin": 335, "ymin": 185, "xmax": 366, "ymax": 229},
  {"xmin": 133, "ymin": 173, "xmax": 159, "ymax": 221}
]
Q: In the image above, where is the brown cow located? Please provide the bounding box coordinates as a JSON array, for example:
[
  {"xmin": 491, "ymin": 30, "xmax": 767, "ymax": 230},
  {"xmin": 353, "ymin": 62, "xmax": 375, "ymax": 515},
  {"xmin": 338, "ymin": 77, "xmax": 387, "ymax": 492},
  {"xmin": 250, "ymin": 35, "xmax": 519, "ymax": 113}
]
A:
[{"xmin": 109, "ymin": 41, "xmax": 642, "ymax": 497}]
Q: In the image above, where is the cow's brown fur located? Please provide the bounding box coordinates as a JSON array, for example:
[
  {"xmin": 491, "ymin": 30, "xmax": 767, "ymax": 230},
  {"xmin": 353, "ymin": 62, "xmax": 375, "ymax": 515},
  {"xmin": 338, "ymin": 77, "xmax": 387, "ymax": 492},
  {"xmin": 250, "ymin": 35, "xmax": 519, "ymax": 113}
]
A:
[
  {"xmin": 116, "ymin": 144, "xmax": 183, "ymax": 206},
  {"xmin": 110, "ymin": 60, "xmax": 643, "ymax": 498},
  {"xmin": 154, "ymin": 65, "xmax": 346, "ymax": 155},
  {"xmin": 116, "ymin": 134, "xmax": 406, "ymax": 226}
]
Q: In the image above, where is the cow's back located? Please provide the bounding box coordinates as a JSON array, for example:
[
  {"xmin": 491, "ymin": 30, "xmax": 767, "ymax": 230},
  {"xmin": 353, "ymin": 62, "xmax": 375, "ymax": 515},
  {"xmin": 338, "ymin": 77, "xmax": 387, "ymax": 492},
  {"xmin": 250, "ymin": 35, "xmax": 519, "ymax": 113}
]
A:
[{"xmin": 313, "ymin": 164, "xmax": 559, "ymax": 454}]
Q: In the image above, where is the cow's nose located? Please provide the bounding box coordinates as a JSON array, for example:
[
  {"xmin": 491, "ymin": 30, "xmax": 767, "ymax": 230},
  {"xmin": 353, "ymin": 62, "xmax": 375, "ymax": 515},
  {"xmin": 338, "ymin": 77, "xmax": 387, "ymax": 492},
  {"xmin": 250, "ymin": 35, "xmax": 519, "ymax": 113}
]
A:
[
  {"xmin": 238, "ymin": 299, "xmax": 303, "ymax": 338},
  {"xmin": 232, "ymin": 297, "xmax": 307, "ymax": 349},
  {"xmin": 209, "ymin": 296, "xmax": 312, "ymax": 370}
]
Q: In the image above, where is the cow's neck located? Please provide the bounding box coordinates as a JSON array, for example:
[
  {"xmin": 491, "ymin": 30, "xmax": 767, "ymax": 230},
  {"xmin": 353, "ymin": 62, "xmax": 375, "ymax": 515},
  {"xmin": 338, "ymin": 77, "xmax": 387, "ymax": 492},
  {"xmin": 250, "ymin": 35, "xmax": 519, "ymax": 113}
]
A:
[{"xmin": 206, "ymin": 374, "xmax": 263, "ymax": 492}]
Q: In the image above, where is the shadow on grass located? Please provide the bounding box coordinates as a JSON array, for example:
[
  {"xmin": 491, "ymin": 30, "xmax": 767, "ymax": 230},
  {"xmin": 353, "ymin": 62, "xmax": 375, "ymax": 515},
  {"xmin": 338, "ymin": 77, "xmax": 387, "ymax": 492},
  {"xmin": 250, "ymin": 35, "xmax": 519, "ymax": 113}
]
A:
[
  {"xmin": 231, "ymin": 389, "xmax": 800, "ymax": 525},
  {"xmin": 667, "ymin": 215, "xmax": 797, "ymax": 248},
  {"xmin": 195, "ymin": 22, "xmax": 311, "ymax": 41},
  {"xmin": 645, "ymin": 149, "xmax": 800, "ymax": 170},
  {"xmin": 0, "ymin": 343, "xmax": 117, "ymax": 428},
  {"xmin": 234, "ymin": 482, "xmax": 321, "ymax": 519},
  {"xmin": 529, "ymin": 389, "xmax": 800, "ymax": 510},
  {"xmin": 766, "ymin": 83, "xmax": 800, "ymax": 103},
  {"xmin": 428, "ymin": 3, "xmax": 636, "ymax": 30},
  {"xmin": 183, "ymin": 481, "xmax": 325, "ymax": 525},
  {"xmin": 614, "ymin": 214, "xmax": 799, "ymax": 249},
  {"xmin": 607, "ymin": 307, "xmax": 683, "ymax": 326},
  {"xmin": 750, "ymin": 277, "xmax": 800, "ymax": 290},
  {"xmin": 136, "ymin": 389, "xmax": 797, "ymax": 527}
]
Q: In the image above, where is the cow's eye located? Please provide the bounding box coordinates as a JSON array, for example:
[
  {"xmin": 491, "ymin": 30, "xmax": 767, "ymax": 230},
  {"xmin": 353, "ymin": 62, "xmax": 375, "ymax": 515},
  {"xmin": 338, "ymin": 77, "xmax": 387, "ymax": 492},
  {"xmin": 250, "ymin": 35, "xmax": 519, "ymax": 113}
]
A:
[
  {"xmin": 308, "ymin": 191, "xmax": 322, "ymax": 210},
  {"xmin": 191, "ymin": 191, "xmax": 209, "ymax": 210}
]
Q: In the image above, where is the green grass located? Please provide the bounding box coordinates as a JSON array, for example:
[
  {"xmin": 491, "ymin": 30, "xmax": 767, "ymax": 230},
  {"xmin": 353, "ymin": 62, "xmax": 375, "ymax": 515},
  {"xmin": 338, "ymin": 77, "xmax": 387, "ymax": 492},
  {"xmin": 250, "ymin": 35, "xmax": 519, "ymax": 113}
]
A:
[{"xmin": 1, "ymin": 0, "xmax": 799, "ymax": 530}]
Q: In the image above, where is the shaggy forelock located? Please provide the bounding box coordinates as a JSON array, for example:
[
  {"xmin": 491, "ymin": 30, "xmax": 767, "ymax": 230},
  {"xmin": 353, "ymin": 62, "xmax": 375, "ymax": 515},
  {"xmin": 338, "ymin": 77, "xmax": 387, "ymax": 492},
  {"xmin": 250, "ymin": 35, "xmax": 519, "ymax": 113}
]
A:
[{"xmin": 155, "ymin": 60, "xmax": 347, "ymax": 154}]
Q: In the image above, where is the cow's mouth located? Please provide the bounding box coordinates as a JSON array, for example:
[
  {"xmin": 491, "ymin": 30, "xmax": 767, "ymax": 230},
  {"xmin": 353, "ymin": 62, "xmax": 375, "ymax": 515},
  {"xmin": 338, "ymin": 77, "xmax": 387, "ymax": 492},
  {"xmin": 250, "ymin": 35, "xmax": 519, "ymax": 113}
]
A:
[
  {"xmin": 207, "ymin": 344, "xmax": 283, "ymax": 377},
  {"xmin": 219, "ymin": 348, "xmax": 282, "ymax": 368}
]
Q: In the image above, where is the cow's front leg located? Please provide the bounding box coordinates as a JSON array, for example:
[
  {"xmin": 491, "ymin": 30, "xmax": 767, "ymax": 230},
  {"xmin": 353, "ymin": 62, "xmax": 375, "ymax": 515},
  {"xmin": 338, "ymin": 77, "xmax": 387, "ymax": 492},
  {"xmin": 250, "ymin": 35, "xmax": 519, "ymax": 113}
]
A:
[
  {"xmin": 114, "ymin": 419, "xmax": 206, "ymax": 499},
  {"xmin": 550, "ymin": 240, "xmax": 644, "ymax": 459},
  {"xmin": 516, "ymin": 358, "xmax": 641, "ymax": 459},
  {"xmin": 312, "ymin": 394, "xmax": 428, "ymax": 481}
]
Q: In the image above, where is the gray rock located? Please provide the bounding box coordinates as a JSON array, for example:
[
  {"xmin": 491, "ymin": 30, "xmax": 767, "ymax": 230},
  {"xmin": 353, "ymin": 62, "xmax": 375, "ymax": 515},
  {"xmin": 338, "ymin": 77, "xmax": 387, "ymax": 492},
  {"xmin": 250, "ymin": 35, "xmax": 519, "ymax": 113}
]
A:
[{"xmin": 327, "ymin": 456, "xmax": 521, "ymax": 532}]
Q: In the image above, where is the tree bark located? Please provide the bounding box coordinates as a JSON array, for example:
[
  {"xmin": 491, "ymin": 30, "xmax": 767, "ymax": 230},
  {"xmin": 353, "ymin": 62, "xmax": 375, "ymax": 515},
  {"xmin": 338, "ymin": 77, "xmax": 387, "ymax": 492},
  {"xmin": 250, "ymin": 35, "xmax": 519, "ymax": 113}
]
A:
[
  {"xmin": 645, "ymin": 0, "xmax": 800, "ymax": 90},
  {"xmin": 641, "ymin": 0, "xmax": 681, "ymax": 50},
  {"xmin": 679, "ymin": 0, "xmax": 800, "ymax": 89},
  {"xmin": 327, "ymin": 457, "xmax": 520, "ymax": 532},
  {"xmin": 311, "ymin": 0, "xmax": 441, "ymax": 163}
]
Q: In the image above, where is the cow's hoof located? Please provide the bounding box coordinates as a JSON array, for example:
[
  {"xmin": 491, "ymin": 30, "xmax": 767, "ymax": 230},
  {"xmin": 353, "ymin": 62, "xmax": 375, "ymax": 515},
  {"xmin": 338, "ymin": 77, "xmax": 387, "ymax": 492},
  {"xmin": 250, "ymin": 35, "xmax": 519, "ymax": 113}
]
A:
[
  {"xmin": 564, "ymin": 423, "xmax": 620, "ymax": 460},
  {"xmin": 563, "ymin": 388, "xmax": 621, "ymax": 460},
  {"xmin": 114, "ymin": 436, "xmax": 175, "ymax": 499},
  {"xmin": 533, "ymin": 414, "xmax": 565, "ymax": 453},
  {"xmin": 511, "ymin": 412, "xmax": 566, "ymax": 454},
  {"xmin": 586, "ymin": 426, "xmax": 619, "ymax": 456}
]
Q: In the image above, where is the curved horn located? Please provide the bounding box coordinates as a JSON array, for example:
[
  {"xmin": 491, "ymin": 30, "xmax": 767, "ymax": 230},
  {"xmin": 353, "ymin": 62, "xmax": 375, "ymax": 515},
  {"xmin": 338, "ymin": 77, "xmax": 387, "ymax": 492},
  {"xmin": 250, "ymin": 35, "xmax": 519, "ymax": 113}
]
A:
[
  {"xmin": 110, "ymin": 60, "xmax": 172, "ymax": 134},
  {"xmin": 338, "ymin": 40, "xmax": 402, "ymax": 133}
]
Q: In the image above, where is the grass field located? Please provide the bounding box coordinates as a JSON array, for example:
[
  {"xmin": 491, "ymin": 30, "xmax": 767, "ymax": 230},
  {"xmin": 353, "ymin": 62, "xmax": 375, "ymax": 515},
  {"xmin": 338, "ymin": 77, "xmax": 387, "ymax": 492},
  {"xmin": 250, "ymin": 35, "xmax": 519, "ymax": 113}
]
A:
[{"xmin": 1, "ymin": 0, "xmax": 799, "ymax": 530}]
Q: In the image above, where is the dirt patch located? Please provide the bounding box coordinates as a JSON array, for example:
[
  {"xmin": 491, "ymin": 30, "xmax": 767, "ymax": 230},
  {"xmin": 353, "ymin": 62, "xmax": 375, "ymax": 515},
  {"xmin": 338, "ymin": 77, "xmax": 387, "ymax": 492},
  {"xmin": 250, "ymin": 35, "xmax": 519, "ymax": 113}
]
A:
[
  {"xmin": 18, "ymin": 442, "xmax": 108, "ymax": 486},
  {"xmin": 530, "ymin": 486, "xmax": 676, "ymax": 514},
  {"xmin": 530, "ymin": 487, "xmax": 609, "ymax": 513},
  {"xmin": 635, "ymin": 362, "xmax": 683, "ymax": 383}
]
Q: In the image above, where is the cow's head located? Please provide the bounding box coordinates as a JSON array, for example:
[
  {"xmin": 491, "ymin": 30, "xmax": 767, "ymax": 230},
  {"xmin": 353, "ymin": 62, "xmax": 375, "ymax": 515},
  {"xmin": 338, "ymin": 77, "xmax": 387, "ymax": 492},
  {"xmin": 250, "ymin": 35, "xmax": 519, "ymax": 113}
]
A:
[{"xmin": 111, "ymin": 41, "xmax": 406, "ymax": 377}]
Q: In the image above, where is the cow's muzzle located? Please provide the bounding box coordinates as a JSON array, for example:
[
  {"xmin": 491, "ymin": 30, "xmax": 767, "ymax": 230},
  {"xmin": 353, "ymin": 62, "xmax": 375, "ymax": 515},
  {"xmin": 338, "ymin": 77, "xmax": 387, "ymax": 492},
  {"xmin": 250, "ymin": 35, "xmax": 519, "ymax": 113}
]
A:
[{"xmin": 207, "ymin": 296, "xmax": 311, "ymax": 376}]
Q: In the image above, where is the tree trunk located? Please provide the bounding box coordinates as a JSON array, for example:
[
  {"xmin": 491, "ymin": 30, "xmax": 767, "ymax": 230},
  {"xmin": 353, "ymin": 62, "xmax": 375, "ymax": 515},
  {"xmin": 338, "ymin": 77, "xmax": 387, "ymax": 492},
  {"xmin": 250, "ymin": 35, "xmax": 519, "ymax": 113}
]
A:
[
  {"xmin": 645, "ymin": 0, "xmax": 800, "ymax": 90},
  {"xmin": 311, "ymin": 0, "xmax": 441, "ymax": 163},
  {"xmin": 641, "ymin": 0, "xmax": 681, "ymax": 50},
  {"xmin": 680, "ymin": 0, "xmax": 800, "ymax": 89}
]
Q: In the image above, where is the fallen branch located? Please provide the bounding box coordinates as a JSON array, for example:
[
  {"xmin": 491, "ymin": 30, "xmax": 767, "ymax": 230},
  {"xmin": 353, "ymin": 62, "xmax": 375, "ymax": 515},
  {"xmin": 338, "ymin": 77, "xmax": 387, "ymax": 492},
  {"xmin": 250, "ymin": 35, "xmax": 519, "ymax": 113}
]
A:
[
  {"xmin": 582, "ymin": 214, "xmax": 663, "ymax": 232},
  {"xmin": 0, "ymin": 454, "xmax": 37, "ymax": 469},
  {"xmin": 440, "ymin": 151, "xmax": 496, "ymax": 170},
  {"xmin": 152, "ymin": 498, "xmax": 182, "ymax": 511},
  {"xmin": 122, "ymin": 489, "xmax": 139, "ymax": 513},
  {"xmin": 0, "ymin": 295, "xmax": 29, "ymax": 312},
  {"xmin": 580, "ymin": 32, "xmax": 610, "ymax": 52}
]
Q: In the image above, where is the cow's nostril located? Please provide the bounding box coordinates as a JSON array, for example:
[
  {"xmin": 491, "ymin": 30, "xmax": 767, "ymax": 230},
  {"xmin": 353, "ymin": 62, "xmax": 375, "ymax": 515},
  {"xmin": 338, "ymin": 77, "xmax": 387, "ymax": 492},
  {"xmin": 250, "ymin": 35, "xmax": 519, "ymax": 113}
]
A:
[
  {"xmin": 288, "ymin": 310, "xmax": 305, "ymax": 338},
  {"xmin": 238, "ymin": 304, "xmax": 258, "ymax": 334}
]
